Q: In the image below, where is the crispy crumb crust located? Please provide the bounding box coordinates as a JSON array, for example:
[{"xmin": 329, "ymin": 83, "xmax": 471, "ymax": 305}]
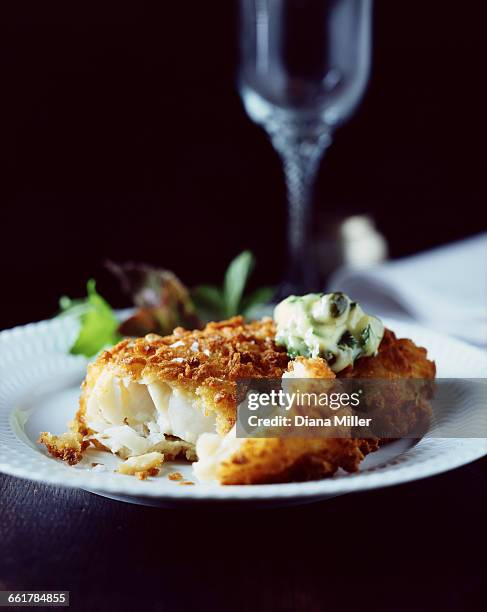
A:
[
  {"xmin": 38, "ymin": 431, "xmax": 88, "ymax": 465},
  {"xmin": 95, "ymin": 316, "xmax": 287, "ymax": 382},
  {"xmin": 339, "ymin": 329, "xmax": 436, "ymax": 380},
  {"xmin": 75, "ymin": 316, "xmax": 289, "ymax": 437},
  {"xmin": 339, "ymin": 329, "xmax": 436, "ymax": 439},
  {"xmin": 287, "ymin": 355, "xmax": 335, "ymax": 377},
  {"xmin": 116, "ymin": 452, "xmax": 164, "ymax": 480},
  {"xmin": 168, "ymin": 472, "xmax": 183, "ymax": 481},
  {"xmin": 135, "ymin": 469, "xmax": 159, "ymax": 481},
  {"xmin": 218, "ymin": 438, "xmax": 380, "ymax": 485}
]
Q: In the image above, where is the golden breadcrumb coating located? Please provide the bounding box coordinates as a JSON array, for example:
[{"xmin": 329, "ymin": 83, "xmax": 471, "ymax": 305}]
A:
[
  {"xmin": 217, "ymin": 437, "xmax": 379, "ymax": 485},
  {"xmin": 38, "ymin": 430, "xmax": 88, "ymax": 465},
  {"xmin": 339, "ymin": 329, "xmax": 436, "ymax": 380},
  {"xmin": 75, "ymin": 316, "xmax": 289, "ymax": 438},
  {"xmin": 339, "ymin": 329, "xmax": 436, "ymax": 439},
  {"xmin": 168, "ymin": 471, "xmax": 184, "ymax": 481},
  {"xmin": 116, "ymin": 451, "xmax": 164, "ymax": 480},
  {"xmin": 95, "ymin": 316, "xmax": 287, "ymax": 381}
]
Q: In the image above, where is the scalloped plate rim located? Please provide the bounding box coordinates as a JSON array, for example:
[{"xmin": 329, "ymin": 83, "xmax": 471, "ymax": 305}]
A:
[{"xmin": 0, "ymin": 314, "xmax": 486, "ymax": 505}]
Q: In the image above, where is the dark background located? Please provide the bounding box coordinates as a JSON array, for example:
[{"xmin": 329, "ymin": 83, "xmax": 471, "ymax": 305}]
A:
[
  {"xmin": 0, "ymin": 3, "xmax": 486, "ymax": 610},
  {"xmin": 1, "ymin": 0, "xmax": 486, "ymax": 330}
]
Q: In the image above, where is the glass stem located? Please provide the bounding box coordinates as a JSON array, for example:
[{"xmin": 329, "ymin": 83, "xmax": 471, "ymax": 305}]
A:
[{"xmin": 271, "ymin": 127, "xmax": 331, "ymax": 294}]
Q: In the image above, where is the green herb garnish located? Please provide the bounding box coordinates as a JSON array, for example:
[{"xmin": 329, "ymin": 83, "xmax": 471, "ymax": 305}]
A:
[
  {"xmin": 60, "ymin": 251, "xmax": 273, "ymax": 357},
  {"xmin": 192, "ymin": 250, "xmax": 274, "ymax": 319},
  {"xmin": 360, "ymin": 324, "xmax": 372, "ymax": 348},
  {"xmin": 338, "ymin": 330, "xmax": 358, "ymax": 349},
  {"xmin": 59, "ymin": 279, "xmax": 122, "ymax": 358}
]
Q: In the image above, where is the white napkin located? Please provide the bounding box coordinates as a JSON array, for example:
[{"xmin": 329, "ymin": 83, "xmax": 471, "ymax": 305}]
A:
[{"xmin": 328, "ymin": 233, "xmax": 487, "ymax": 347}]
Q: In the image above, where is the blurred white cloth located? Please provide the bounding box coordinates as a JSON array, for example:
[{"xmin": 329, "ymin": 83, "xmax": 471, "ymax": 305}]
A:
[{"xmin": 329, "ymin": 233, "xmax": 487, "ymax": 347}]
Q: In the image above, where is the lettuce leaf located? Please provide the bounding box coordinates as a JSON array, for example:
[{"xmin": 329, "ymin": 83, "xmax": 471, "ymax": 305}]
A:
[
  {"xmin": 60, "ymin": 279, "xmax": 121, "ymax": 357},
  {"xmin": 192, "ymin": 250, "xmax": 272, "ymax": 320}
]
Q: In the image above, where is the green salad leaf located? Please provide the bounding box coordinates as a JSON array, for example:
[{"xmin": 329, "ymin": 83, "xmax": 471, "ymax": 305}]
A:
[
  {"xmin": 59, "ymin": 252, "xmax": 274, "ymax": 357},
  {"xmin": 59, "ymin": 279, "xmax": 121, "ymax": 357},
  {"xmin": 191, "ymin": 250, "xmax": 273, "ymax": 320},
  {"xmin": 223, "ymin": 250, "xmax": 255, "ymax": 317}
]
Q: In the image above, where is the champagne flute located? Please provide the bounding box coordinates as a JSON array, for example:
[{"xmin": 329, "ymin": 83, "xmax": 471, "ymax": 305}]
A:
[{"xmin": 238, "ymin": 0, "xmax": 373, "ymax": 293}]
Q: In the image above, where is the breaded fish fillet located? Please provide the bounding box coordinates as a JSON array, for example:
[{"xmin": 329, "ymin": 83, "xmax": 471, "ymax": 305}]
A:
[
  {"xmin": 42, "ymin": 317, "xmax": 289, "ymax": 465},
  {"xmin": 40, "ymin": 317, "xmax": 435, "ymax": 484}
]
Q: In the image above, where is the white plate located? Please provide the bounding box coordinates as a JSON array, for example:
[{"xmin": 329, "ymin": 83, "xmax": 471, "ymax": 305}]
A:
[{"xmin": 0, "ymin": 316, "xmax": 486, "ymax": 508}]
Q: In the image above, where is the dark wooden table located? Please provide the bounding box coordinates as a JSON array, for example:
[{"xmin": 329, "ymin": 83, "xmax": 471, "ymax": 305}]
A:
[{"xmin": 1, "ymin": 458, "xmax": 485, "ymax": 612}]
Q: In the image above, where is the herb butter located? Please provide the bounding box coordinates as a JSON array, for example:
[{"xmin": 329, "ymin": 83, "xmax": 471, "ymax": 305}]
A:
[{"xmin": 274, "ymin": 293, "xmax": 384, "ymax": 372}]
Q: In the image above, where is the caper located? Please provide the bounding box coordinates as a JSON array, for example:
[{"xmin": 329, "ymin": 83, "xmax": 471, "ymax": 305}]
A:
[{"xmin": 329, "ymin": 293, "xmax": 348, "ymax": 318}]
